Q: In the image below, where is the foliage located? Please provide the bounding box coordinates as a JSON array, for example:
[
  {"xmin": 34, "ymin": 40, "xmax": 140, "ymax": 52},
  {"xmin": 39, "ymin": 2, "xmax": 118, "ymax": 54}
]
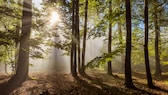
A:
[
  {"xmin": 86, "ymin": 48, "xmax": 123, "ymax": 68},
  {"xmin": 0, "ymin": 0, "xmax": 168, "ymax": 73}
]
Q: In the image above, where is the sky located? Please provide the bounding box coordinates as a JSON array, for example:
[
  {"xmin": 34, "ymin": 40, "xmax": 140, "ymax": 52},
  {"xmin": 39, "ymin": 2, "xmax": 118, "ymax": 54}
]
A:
[{"xmin": 33, "ymin": 0, "xmax": 42, "ymax": 9}]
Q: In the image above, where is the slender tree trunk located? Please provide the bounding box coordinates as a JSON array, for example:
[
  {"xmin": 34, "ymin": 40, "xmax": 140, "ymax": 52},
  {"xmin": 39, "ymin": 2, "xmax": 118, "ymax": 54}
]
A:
[
  {"xmin": 118, "ymin": 22, "xmax": 124, "ymax": 73},
  {"xmin": 154, "ymin": 7, "xmax": 161, "ymax": 77},
  {"xmin": 81, "ymin": 0, "xmax": 88, "ymax": 74},
  {"xmin": 70, "ymin": 41, "xmax": 74, "ymax": 75},
  {"xmin": 118, "ymin": 0, "xmax": 124, "ymax": 73},
  {"xmin": 73, "ymin": 31, "xmax": 77, "ymax": 76},
  {"xmin": 74, "ymin": 0, "xmax": 77, "ymax": 76},
  {"xmin": 71, "ymin": 0, "xmax": 75, "ymax": 75},
  {"xmin": 118, "ymin": 23, "xmax": 122, "ymax": 47},
  {"xmin": 107, "ymin": 0, "xmax": 112, "ymax": 75},
  {"xmin": 125, "ymin": 0, "xmax": 134, "ymax": 88},
  {"xmin": 71, "ymin": 0, "xmax": 77, "ymax": 77},
  {"xmin": 76, "ymin": 0, "xmax": 81, "ymax": 74},
  {"xmin": 144, "ymin": 0, "xmax": 154, "ymax": 88}
]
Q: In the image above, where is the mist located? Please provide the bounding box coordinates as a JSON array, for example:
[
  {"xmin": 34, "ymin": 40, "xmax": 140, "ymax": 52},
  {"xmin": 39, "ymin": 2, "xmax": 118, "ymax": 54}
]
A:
[{"xmin": 27, "ymin": 37, "xmax": 104, "ymax": 74}]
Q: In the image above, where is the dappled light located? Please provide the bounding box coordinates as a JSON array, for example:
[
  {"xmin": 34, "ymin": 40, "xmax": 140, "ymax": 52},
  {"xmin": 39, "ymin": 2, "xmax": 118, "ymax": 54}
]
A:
[{"xmin": 0, "ymin": 0, "xmax": 168, "ymax": 95}]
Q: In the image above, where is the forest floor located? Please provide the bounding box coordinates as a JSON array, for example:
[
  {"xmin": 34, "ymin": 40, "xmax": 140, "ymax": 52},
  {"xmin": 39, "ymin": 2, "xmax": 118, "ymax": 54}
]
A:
[{"xmin": 0, "ymin": 70, "xmax": 168, "ymax": 95}]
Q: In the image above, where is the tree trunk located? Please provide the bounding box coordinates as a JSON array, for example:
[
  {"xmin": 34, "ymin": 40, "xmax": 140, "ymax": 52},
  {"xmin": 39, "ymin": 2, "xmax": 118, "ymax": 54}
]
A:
[
  {"xmin": 124, "ymin": 0, "xmax": 134, "ymax": 88},
  {"xmin": 74, "ymin": 0, "xmax": 78, "ymax": 76},
  {"xmin": 154, "ymin": 7, "xmax": 161, "ymax": 77},
  {"xmin": 144, "ymin": 0, "xmax": 154, "ymax": 88},
  {"xmin": 14, "ymin": 25, "xmax": 20, "ymax": 74},
  {"xmin": 70, "ymin": 0, "xmax": 75, "ymax": 75},
  {"xmin": 15, "ymin": 0, "xmax": 32, "ymax": 80},
  {"xmin": 76, "ymin": 0, "xmax": 81, "ymax": 74},
  {"xmin": 3, "ymin": 1, "xmax": 32, "ymax": 94},
  {"xmin": 81, "ymin": 0, "xmax": 88, "ymax": 74},
  {"xmin": 71, "ymin": 0, "xmax": 77, "ymax": 77},
  {"xmin": 118, "ymin": 0, "xmax": 124, "ymax": 73},
  {"xmin": 118, "ymin": 22, "xmax": 124, "ymax": 73},
  {"xmin": 107, "ymin": 0, "xmax": 112, "ymax": 75}
]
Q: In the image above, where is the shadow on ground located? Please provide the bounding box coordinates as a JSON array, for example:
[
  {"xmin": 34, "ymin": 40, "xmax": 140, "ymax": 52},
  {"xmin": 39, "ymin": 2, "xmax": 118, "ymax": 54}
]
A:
[{"xmin": 75, "ymin": 72, "xmax": 154, "ymax": 95}]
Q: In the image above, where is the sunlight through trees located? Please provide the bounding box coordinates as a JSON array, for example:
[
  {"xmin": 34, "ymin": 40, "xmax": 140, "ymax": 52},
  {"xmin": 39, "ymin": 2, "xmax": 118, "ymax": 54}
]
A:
[{"xmin": 0, "ymin": 0, "xmax": 168, "ymax": 94}]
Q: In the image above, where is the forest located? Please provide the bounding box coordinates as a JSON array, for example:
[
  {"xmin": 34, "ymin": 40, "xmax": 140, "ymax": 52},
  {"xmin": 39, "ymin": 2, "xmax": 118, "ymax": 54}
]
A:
[{"xmin": 0, "ymin": 0, "xmax": 168, "ymax": 95}]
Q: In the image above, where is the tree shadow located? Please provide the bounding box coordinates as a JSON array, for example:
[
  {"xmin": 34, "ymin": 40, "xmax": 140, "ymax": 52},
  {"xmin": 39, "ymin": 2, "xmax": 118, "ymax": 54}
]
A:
[
  {"xmin": 110, "ymin": 74, "xmax": 156, "ymax": 95},
  {"xmin": 75, "ymin": 73, "xmax": 154, "ymax": 95},
  {"xmin": 155, "ymin": 73, "xmax": 168, "ymax": 80},
  {"xmin": 135, "ymin": 81, "xmax": 168, "ymax": 94},
  {"xmin": 151, "ymin": 85, "xmax": 168, "ymax": 93},
  {"xmin": 0, "ymin": 82, "xmax": 18, "ymax": 95},
  {"xmin": 121, "ymin": 74, "xmax": 168, "ymax": 94},
  {"xmin": 0, "ymin": 75, "xmax": 28, "ymax": 95},
  {"xmin": 73, "ymin": 75, "xmax": 127, "ymax": 95},
  {"xmin": 132, "ymin": 71, "xmax": 147, "ymax": 80},
  {"xmin": 131, "ymin": 72, "xmax": 168, "ymax": 93},
  {"xmin": 132, "ymin": 71, "xmax": 168, "ymax": 81},
  {"xmin": 73, "ymin": 76, "xmax": 105, "ymax": 94}
]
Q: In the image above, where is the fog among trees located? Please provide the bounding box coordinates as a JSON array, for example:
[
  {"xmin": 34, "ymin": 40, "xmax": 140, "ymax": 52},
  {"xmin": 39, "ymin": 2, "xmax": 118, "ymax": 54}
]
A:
[{"xmin": 0, "ymin": 0, "xmax": 168, "ymax": 94}]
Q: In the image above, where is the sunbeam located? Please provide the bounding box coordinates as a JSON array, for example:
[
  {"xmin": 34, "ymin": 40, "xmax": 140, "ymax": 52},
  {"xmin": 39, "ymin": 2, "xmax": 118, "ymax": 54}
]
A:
[{"xmin": 50, "ymin": 11, "xmax": 60, "ymax": 26}]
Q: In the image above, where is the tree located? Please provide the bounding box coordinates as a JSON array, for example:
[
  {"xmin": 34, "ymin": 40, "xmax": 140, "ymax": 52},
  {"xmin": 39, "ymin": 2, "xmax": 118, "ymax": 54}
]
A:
[
  {"xmin": 107, "ymin": 0, "xmax": 112, "ymax": 75},
  {"xmin": 0, "ymin": 0, "xmax": 32, "ymax": 94},
  {"xmin": 153, "ymin": 3, "xmax": 161, "ymax": 77},
  {"xmin": 76, "ymin": 0, "xmax": 81, "ymax": 74},
  {"xmin": 0, "ymin": 0, "xmax": 21, "ymax": 74},
  {"xmin": 14, "ymin": 24, "xmax": 20, "ymax": 73},
  {"xmin": 9, "ymin": 0, "xmax": 32, "ymax": 82},
  {"xmin": 81, "ymin": 0, "xmax": 88, "ymax": 74},
  {"xmin": 117, "ymin": 0, "xmax": 124, "ymax": 72},
  {"xmin": 124, "ymin": 0, "xmax": 134, "ymax": 88},
  {"xmin": 71, "ymin": 0, "xmax": 77, "ymax": 77},
  {"xmin": 144, "ymin": 0, "xmax": 154, "ymax": 88}
]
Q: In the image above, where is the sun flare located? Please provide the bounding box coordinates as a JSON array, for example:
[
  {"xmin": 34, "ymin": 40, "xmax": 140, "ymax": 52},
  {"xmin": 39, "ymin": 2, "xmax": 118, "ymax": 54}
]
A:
[{"xmin": 50, "ymin": 11, "xmax": 60, "ymax": 25}]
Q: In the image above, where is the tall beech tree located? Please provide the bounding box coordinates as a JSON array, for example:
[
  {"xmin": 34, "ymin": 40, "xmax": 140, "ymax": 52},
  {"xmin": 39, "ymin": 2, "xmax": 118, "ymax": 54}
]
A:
[
  {"xmin": 81, "ymin": 0, "xmax": 88, "ymax": 74},
  {"xmin": 70, "ymin": 0, "xmax": 74, "ymax": 75},
  {"xmin": 13, "ymin": 0, "xmax": 32, "ymax": 81},
  {"xmin": 124, "ymin": 0, "xmax": 134, "ymax": 88},
  {"xmin": 118, "ymin": 20, "xmax": 124, "ymax": 72},
  {"xmin": 1, "ymin": 0, "xmax": 33, "ymax": 94},
  {"xmin": 71, "ymin": 0, "xmax": 77, "ymax": 77},
  {"xmin": 107, "ymin": 0, "xmax": 112, "ymax": 75},
  {"xmin": 154, "ymin": 4, "xmax": 161, "ymax": 77},
  {"xmin": 144, "ymin": 0, "xmax": 154, "ymax": 88},
  {"xmin": 76, "ymin": 0, "xmax": 81, "ymax": 74}
]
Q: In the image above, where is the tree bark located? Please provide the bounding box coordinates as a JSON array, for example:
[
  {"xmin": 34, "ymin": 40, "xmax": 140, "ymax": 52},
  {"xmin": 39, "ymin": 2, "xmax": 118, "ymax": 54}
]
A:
[
  {"xmin": 71, "ymin": 0, "xmax": 75, "ymax": 75},
  {"xmin": 71, "ymin": 0, "xmax": 77, "ymax": 77},
  {"xmin": 76, "ymin": 0, "xmax": 81, "ymax": 74},
  {"xmin": 81, "ymin": 0, "xmax": 88, "ymax": 74},
  {"xmin": 15, "ymin": 0, "xmax": 32, "ymax": 80},
  {"xmin": 144, "ymin": 0, "xmax": 154, "ymax": 88},
  {"xmin": 14, "ymin": 25, "xmax": 20, "ymax": 74},
  {"xmin": 107, "ymin": 0, "xmax": 112, "ymax": 75},
  {"xmin": 118, "ymin": 0, "xmax": 124, "ymax": 73},
  {"xmin": 154, "ymin": 6, "xmax": 161, "ymax": 77},
  {"xmin": 124, "ymin": 0, "xmax": 134, "ymax": 88},
  {"xmin": 118, "ymin": 21, "xmax": 124, "ymax": 73}
]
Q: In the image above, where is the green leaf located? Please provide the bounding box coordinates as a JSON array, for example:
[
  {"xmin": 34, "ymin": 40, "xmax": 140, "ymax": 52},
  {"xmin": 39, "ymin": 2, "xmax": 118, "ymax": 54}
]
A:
[{"xmin": 162, "ymin": 62, "xmax": 168, "ymax": 65}]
